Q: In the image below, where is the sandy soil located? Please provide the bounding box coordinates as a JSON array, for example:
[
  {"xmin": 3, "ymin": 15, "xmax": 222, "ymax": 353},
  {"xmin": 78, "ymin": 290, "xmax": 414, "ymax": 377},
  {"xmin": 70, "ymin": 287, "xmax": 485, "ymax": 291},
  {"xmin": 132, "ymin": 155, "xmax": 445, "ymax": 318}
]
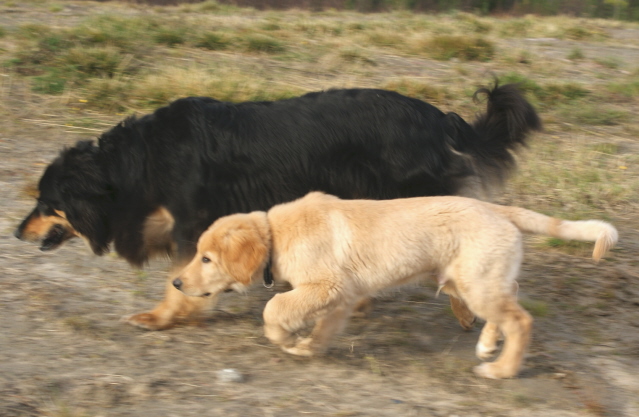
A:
[{"xmin": 1, "ymin": 3, "xmax": 639, "ymax": 416}]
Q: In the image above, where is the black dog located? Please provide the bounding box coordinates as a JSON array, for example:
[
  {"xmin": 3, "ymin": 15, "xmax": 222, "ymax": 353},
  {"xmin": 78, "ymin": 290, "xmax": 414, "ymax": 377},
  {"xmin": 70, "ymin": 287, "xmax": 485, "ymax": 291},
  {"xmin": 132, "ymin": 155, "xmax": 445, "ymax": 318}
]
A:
[{"xmin": 15, "ymin": 83, "xmax": 541, "ymax": 330}]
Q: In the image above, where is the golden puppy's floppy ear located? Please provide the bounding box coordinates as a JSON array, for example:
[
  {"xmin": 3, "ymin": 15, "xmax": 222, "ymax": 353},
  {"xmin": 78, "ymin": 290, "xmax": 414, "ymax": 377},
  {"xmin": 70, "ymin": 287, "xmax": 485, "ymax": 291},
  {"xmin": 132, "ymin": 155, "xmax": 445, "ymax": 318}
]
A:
[{"xmin": 220, "ymin": 217, "xmax": 269, "ymax": 286}]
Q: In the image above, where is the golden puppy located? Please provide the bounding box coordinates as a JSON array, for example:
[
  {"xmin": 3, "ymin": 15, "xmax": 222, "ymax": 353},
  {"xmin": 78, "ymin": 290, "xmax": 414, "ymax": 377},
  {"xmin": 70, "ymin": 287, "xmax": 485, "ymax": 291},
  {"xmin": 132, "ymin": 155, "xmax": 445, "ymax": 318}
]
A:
[{"xmin": 173, "ymin": 192, "xmax": 617, "ymax": 379}]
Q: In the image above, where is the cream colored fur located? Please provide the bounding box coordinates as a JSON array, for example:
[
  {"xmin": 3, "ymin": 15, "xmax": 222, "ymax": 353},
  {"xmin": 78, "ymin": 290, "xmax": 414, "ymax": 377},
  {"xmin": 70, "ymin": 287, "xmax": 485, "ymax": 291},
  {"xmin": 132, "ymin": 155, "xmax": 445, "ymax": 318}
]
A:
[{"xmin": 175, "ymin": 192, "xmax": 617, "ymax": 379}]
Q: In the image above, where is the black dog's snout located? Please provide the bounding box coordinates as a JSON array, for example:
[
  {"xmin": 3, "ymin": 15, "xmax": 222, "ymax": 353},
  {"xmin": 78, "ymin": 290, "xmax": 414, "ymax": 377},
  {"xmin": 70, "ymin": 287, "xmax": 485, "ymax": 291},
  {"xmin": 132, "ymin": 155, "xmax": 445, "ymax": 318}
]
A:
[
  {"xmin": 172, "ymin": 278, "xmax": 182, "ymax": 290},
  {"xmin": 14, "ymin": 227, "xmax": 22, "ymax": 240}
]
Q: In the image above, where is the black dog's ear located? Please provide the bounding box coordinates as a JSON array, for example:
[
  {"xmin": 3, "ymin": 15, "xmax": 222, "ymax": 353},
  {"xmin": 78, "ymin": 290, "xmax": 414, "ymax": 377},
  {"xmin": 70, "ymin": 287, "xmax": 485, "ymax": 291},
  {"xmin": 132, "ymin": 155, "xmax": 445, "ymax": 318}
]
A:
[{"xmin": 56, "ymin": 143, "xmax": 113, "ymax": 255}]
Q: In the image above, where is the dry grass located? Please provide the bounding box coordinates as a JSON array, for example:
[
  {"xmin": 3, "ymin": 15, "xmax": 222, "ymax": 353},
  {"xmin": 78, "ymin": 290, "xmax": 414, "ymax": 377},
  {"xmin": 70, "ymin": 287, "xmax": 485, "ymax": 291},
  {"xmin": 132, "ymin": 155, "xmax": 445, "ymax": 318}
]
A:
[{"xmin": 1, "ymin": 0, "xmax": 638, "ymax": 229}]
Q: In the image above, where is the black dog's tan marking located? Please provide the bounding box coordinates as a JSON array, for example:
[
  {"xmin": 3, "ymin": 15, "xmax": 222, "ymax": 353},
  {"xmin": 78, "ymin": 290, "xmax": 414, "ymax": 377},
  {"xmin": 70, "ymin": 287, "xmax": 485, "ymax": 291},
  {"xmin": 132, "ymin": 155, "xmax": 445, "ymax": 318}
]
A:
[
  {"xmin": 14, "ymin": 83, "xmax": 542, "ymax": 330},
  {"xmin": 15, "ymin": 202, "xmax": 77, "ymax": 251}
]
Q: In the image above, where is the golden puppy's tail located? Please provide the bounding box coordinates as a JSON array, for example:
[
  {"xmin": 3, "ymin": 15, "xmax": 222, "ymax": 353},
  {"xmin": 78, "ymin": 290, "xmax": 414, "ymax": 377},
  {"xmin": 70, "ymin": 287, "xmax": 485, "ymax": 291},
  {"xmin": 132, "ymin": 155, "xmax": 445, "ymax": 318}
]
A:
[{"xmin": 487, "ymin": 204, "xmax": 618, "ymax": 262}]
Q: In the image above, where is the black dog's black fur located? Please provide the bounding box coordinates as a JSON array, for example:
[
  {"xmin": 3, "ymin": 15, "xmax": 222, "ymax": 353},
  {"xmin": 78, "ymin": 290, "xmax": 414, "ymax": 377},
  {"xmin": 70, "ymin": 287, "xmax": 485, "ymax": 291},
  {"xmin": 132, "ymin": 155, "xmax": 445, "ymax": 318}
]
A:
[{"xmin": 19, "ymin": 84, "xmax": 541, "ymax": 267}]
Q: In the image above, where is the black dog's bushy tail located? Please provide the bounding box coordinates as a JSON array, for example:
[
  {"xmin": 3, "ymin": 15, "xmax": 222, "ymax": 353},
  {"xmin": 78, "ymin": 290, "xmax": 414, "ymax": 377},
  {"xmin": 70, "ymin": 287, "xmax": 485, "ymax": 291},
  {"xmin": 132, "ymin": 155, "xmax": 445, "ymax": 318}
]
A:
[
  {"xmin": 448, "ymin": 82, "xmax": 542, "ymax": 194},
  {"xmin": 473, "ymin": 82, "xmax": 542, "ymax": 148}
]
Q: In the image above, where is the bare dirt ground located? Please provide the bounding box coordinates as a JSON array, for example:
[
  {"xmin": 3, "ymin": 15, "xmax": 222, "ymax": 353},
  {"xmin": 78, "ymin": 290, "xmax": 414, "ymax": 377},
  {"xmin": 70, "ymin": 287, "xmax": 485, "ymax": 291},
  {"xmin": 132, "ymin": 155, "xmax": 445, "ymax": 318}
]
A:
[{"xmin": 1, "ymin": 3, "xmax": 639, "ymax": 417}]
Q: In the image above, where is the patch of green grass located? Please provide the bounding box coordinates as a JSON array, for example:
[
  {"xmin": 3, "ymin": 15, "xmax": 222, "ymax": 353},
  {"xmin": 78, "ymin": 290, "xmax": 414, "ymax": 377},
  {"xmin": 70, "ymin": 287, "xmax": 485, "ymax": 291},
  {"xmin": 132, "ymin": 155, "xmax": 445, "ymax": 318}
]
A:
[
  {"xmin": 261, "ymin": 21, "xmax": 281, "ymax": 31},
  {"xmin": 567, "ymin": 105, "xmax": 629, "ymax": 126},
  {"xmin": 244, "ymin": 34, "xmax": 286, "ymax": 54},
  {"xmin": 195, "ymin": 32, "xmax": 232, "ymax": 50},
  {"xmin": 366, "ymin": 30, "xmax": 403, "ymax": 48},
  {"xmin": 337, "ymin": 48, "xmax": 376, "ymax": 66},
  {"xmin": 32, "ymin": 70, "xmax": 66, "ymax": 94},
  {"xmin": 541, "ymin": 237, "xmax": 595, "ymax": 258},
  {"xmin": 498, "ymin": 72, "xmax": 543, "ymax": 99},
  {"xmin": 591, "ymin": 143, "xmax": 618, "ymax": 155},
  {"xmin": 12, "ymin": 33, "xmax": 74, "ymax": 75},
  {"xmin": 16, "ymin": 23, "xmax": 53, "ymax": 40},
  {"xmin": 498, "ymin": 18, "xmax": 533, "ymax": 37},
  {"xmin": 540, "ymin": 83, "xmax": 589, "ymax": 102},
  {"xmin": 71, "ymin": 15, "xmax": 154, "ymax": 53},
  {"xmin": 189, "ymin": 0, "xmax": 241, "ymax": 14},
  {"xmin": 607, "ymin": 80, "xmax": 639, "ymax": 98},
  {"xmin": 567, "ymin": 47, "xmax": 585, "ymax": 60},
  {"xmin": 520, "ymin": 299, "xmax": 549, "ymax": 318},
  {"xmin": 498, "ymin": 73, "xmax": 588, "ymax": 106},
  {"xmin": 426, "ymin": 35, "xmax": 495, "ymax": 62},
  {"xmin": 0, "ymin": 26, "xmax": 5, "ymax": 38},
  {"xmin": 154, "ymin": 27, "xmax": 188, "ymax": 47},
  {"xmin": 364, "ymin": 355, "xmax": 383, "ymax": 375},
  {"xmin": 594, "ymin": 57, "xmax": 621, "ymax": 69},
  {"xmin": 562, "ymin": 24, "xmax": 609, "ymax": 41},
  {"xmin": 381, "ymin": 79, "xmax": 451, "ymax": 103},
  {"xmin": 82, "ymin": 78, "xmax": 131, "ymax": 112},
  {"xmin": 63, "ymin": 316, "xmax": 97, "ymax": 334},
  {"xmin": 59, "ymin": 46, "xmax": 129, "ymax": 78},
  {"xmin": 454, "ymin": 13, "xmax": 491, "ymax": 34}
]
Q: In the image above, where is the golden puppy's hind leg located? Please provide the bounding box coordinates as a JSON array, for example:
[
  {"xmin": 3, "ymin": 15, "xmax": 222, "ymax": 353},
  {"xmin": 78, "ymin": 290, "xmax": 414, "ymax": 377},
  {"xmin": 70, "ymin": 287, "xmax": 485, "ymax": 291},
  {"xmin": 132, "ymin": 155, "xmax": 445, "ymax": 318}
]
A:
[{"xmin": 473, "ymin": 299, "xmax": 533, "ymax": 379}]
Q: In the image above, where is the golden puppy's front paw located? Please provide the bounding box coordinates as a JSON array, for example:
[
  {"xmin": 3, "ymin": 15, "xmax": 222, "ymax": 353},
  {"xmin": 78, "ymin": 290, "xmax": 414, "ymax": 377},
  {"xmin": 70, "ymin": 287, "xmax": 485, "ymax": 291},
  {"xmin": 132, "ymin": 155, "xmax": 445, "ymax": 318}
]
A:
[
  {"xmin": 458, "ymin": 315, "xmax": 476, "ymax": 331},
  {"xmin": 475, "ymin": 341, "xmax": 498, "ymax": 360},
  {"xmin": 282, "ymin": 337, "xmax": 315, "ymax": 357},
  {"xmin": 122, "ymin": 312, "xmax": 174, "ymax": 330},
  {"xmin": 473, "ymin": 362, "xmax": 517, "ymax": 379}
]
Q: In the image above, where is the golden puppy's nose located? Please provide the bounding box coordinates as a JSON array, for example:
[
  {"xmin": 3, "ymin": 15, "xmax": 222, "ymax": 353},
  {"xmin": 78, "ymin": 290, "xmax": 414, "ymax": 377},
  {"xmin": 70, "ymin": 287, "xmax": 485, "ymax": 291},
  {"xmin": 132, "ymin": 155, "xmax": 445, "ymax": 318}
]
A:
[{"xmin": 172, "ymin": 278, "xmax": 183, "ymax": 290}]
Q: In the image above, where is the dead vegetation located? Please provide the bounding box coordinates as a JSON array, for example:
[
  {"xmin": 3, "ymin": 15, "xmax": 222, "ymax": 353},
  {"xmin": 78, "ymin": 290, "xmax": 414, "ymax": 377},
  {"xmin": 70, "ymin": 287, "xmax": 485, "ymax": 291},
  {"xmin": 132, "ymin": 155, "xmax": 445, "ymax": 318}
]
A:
[{"xmin": 1, "ymin": 1, "xmax": 639, "ymax": 416}]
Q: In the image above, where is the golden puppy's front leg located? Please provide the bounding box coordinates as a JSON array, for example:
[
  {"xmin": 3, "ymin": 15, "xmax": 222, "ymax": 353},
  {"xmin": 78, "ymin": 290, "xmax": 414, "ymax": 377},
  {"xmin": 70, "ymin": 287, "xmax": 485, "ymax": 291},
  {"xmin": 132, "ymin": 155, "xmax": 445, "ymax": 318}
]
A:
[
  {"xmin": 263, "ymin": 292, "xmax": 302, "ymax": 350},
  {"xmin": 286, "ymin": 304, "xmax": 353, "ymax": 356},
  {"xmin": 449, "ymin": 295, "xmax": 476, "ymax": 330},
  {"xmin": 126, "ymin": 273, "xmax": 215, "ymax": 330},
  {"xmin": 263, "ymin": 283, "xmax": 347, "ymax": 356},
  {"xmin": 439, "ymin": 282, "xmax": 476, "ymax": 330},
  {"xmin": 476, "ymin": 321, "xmax": 501, "ymax": 360}
]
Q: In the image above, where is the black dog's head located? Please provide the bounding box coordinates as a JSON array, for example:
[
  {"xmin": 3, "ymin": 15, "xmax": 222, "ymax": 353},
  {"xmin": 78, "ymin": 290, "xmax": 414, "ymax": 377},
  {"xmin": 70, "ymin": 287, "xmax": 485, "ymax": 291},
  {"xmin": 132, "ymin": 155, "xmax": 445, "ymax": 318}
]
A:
[{"xmin": 15, "ymin": 140, "xmax": 114, "ymax": 255}]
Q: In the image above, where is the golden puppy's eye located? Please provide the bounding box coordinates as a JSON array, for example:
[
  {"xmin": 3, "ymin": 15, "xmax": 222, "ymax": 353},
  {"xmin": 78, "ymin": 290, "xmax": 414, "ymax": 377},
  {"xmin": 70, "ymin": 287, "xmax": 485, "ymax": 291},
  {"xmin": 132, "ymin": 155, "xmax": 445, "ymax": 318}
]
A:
[{"xmin": 202, "ymin": 256, "xmax": 211, "ymax": 264}]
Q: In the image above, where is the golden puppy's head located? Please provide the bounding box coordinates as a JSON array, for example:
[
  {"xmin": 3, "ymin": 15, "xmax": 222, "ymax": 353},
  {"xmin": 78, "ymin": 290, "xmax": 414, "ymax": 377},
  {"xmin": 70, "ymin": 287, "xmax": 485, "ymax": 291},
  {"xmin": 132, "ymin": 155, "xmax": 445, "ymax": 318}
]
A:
[{"xmin": 173, "ymin": 212, "xmax": 270, "ymax": 297}]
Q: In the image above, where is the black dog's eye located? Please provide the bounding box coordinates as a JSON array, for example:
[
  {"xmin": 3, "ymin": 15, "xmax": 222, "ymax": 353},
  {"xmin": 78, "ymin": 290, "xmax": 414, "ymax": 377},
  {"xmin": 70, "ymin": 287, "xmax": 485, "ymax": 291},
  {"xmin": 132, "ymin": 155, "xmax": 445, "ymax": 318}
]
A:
[{"xmin": 202, "ymin": 256, "xmax": 211, "ymax": 264}]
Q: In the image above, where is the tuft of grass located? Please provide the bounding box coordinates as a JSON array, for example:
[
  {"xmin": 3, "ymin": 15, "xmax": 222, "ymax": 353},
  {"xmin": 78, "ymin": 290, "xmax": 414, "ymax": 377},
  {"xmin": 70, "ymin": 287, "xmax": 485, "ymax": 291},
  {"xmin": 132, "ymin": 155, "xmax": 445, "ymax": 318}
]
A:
[
  {"xmin": 63, "ymin": 316, "xmax": 95, "ymax": 333},
  {"xmin": 591, "ymin": 143, "xmax": 618, "ymax": 155},
  {"xmin": 567, "ymin": 47, "xmax": 585, "ymax": 61},
  {"xmin": 607, "ymin": 80, "xmax": 639, "ymax": 98},
  {"xmin": 71, "ymin": 15, "xmax": 154, "ymax": 53},
  {"xmin": 425, "ymin": 35, "xmax": 495, "ymax": 62},
  {"xmin": 261, "ymin": 21, "xmax": 281, "ymax": 31},
  {"xmin": 594, "ymin": 57, "xmax": 621, "ymax": 69},
  {"xmin": 89, "ymin": 66, "xmax": 304, "ymax": 111},
  {"xmin": 32, "ymin": 70, "xmax": 67, "ymax": 94},
  {"xmin": 381, "ymin": 79, "xmax": 452, "ymax": 103},
  {"xmin": 59, "ymin": 46, "xmax": 129, "ymax": 78},
  {"xmin": 498, "ymin": 18, "xmax": 533, "ymax": 37},
  {"xmin": 540, "ymin": 83, "xmax": 589, "ymax": 102},
  {"xmin": 366, "ymin": 30, "xmax": 403, "ymax": 48},
  {"xmin": 16, "ymin": 23, "xmax": 53, "ymax": 40},
  {"xmin": 337, "ymin": 47, "xmax": 376, "ymax": 66},
  {"xmin": 153, "ymin": 27, "xmax": 188, "ymax": 47},
  {"xmin": 498, "ymin": 73, "xmax": 588, "ymax": 106},
  {"xmin": 520, "ymin": 299, "xmax": 549, "ymax": 318},
  {"xmin": 195, "ymin": 32, "xmax": 232, "ymax": 50},
  {"xmin": 79, "ymin": 78, "xmax": 130, "ymax": 111},
  {"xmin": 567, "ymin": 105, "xmax": 629, "ymax": 126},
  {"xmin": 454, "ymin": 13, "xmax": 492, "ymax": 34},
  {"xmin": 244, "ymin": 34, "xmax": 286, "ymax": 54},
  {"xmin": 562, "ymin": 24, "xmax": 609, "ymax": 41},
  {"xmin": 542, "ymin": 236, "xmax": 604, "ymax": 257}
]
